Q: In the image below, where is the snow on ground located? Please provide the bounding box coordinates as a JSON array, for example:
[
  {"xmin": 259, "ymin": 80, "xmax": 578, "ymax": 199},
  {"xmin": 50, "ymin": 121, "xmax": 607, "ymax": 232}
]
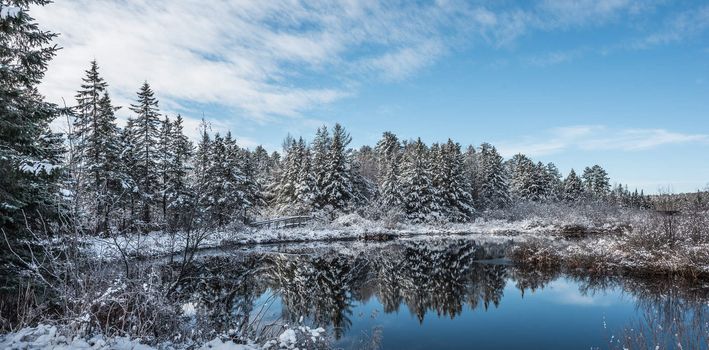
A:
[{"xmin": 0, "ymin": 324, "xmax": 328, "ymax": 350}]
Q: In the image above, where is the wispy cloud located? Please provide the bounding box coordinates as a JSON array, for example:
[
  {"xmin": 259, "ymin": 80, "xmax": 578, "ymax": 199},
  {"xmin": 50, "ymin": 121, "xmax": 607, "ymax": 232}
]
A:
[
  {"xmin": 31, "ymin": 1, "xmax": 478, "ymax": 121},
  {"xmin": 524, "ymin": 48, "xmax": 590, "ymax": 66},
  {"xmin": 632, "ymin": 5, "xmax": 709, "ymax": 49},
  {"xmin": 30, "ymin": 0, "xmax": 709, "ymax": 124},
  {"xmin": 497, "ymin": 125, "xmax": 708, "ymax": 157}
]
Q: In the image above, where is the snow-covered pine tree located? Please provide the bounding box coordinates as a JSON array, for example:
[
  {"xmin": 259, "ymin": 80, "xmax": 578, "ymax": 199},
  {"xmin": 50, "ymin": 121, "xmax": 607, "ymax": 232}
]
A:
[
  {"xmin": 71, "ymin": 60, "xmax": 108, "ymax": 225},
  {"xmin": 544, "ymin": 162, "xmax": 563, "ymax": 201},
  {"xmin": 252, "ymin": 146, "xmax": 276, "ymax": 205},
  {"xmin": 164, "ymin": 114, "xmax": 193, "ymax": 229},
  {"xmin": 192, "ymin": 119, "xmax": 213, "ymax": 223},
  {"xmin": 463, "ymin": 145, "xmax": 479, "ymax": 206},
  {"xmin": 562, "ymin": 169, "xmax": 584, "ymax": 201},
  {"xmin": 94, "ymin": 92, "xmax": 124, "ymax": 233},
  {"xmin": 321, "ymin": 124, "xmax": 355, "ymax": 211},
  {"xmin": 438, "ymin": 140, "xmax": 475, "ymax": 221},
  {"xmin": 311, "ymin": 126, "xmax": 330, "ymax": 207},
  {"xmin": 294, "ymin": 137, "xmax": 317, "ymax": 211},
  {"xmin": 275, "ymin": 137, "xmax": 299, "ymax": 209},
  {"xmin": 262, "ymin": 150, "xmax": 282, "ymax": 206},
  {"xmin": 117, "ymin": 119, "xmax": 139, "ymax": 231},
  {"xmin": 476, "ymin": 143, "xmax": 509, "ymax": 209},
  {"xmin": 252, "ymin": 145, "xmax": 271, "ymax": 182},
  {"xmin": 354, "ymin": 145, "xmax": 378, "ymax": 185},
  {"xmin": 237, "ymin": 147, "xmax": 264, "ymax": 218},
  {"xmin": 350, "ymin": 150, "xmax": 376, "ymax": 205},
  {"xmin": 204, "ymin": 133, "xmax": 230, "ymax": 225},
  {"xmin": 399, "ymin": 138, "xmax": 436, "ymax": 222},
  {"xmin": 533, "ymin": 161, "xmax": 550, "ymax": 201},
  {"xmin": 0, "ymin": 0, "xmax": 64, "ymax": 284},
  {"xmin": 223, "ymin": 132, "xmax": 248, "ymax": 221},
  {"xmin": 375, "ymin": 131, "xmax": 402, "ymax": 207},
  {"xmin": 429, "ymin": 142, "xmax": 445, "ymax": 217},
  {"xmin": 582, "ymin": 165, "xmax": 610, "ymax": 200},
  {"xmin": 157, "ymin": 115, "xmax": 174, "ymax": 222},
  {"xmin": 127, "ymin": 82, "xmax": 162, "ymax": 226},
  {"xmin": 508, "ymin": 154, "xmax": 536, "ymax": 201}
]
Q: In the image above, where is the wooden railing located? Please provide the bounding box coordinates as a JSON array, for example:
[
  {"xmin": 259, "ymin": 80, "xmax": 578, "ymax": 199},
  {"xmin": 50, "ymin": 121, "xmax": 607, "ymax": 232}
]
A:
[{"xmin": 251, "ymin": 215, "xmax": 316, "ymax": 229}]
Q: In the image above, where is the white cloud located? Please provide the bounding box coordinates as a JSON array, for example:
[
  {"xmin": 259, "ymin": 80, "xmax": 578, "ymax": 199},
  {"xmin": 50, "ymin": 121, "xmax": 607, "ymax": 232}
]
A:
[
  {"xmin": 28, "ymin": 0, "xmax": 709, "ymax": 126},
  {"xmin": 497, "ymin": 125, "xmax": 708, "ymax": 157},
  {"xmin": 30, "ymin": 0, "xmax": 476, "ymax": 121}
]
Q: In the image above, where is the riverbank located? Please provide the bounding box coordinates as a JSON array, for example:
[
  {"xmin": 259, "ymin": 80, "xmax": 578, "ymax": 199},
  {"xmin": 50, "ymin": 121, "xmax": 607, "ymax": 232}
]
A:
[
  {"xmin": 82, "ymin": 216, "xmax": 569, "ymax": 260},
  {"xmin": 82, "ymin": 206, "xmax": 709, "ymax": 280},
  {"xmin": 0, "ymin": 323, "xmax": 326, "ymax": 350}
]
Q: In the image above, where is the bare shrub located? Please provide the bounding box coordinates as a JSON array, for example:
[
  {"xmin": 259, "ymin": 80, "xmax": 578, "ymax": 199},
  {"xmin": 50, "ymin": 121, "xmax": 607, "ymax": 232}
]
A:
[{"xmin": 509, "ymin": 239, "xmax": 563, "ymax": 269}]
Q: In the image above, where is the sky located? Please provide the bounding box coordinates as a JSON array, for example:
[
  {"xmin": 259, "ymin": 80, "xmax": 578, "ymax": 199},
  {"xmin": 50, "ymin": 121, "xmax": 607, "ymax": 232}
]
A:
[{"xmin": 30, "ymin": 0, "xmax": 709, "ymax": 193}]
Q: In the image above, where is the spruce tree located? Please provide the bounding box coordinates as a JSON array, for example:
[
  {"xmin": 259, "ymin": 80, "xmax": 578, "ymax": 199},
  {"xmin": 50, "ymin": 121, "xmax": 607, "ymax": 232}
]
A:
[
  {"xmin": 93, "ymin": 92, "xmax": 124, "ymax": 233},
  {"xmin": 127, "ymin": 82, "xmax": 161, "ymax": 225},
  {"xmin": 157, "ymin": 115, "xmax": 174, "ymax": 222},
  {"xmin": 375, "ymin": 131, "xmax": 402, "ymax": 207},
  {"xmin": 224, "ymin": 132, "xmax": 248, "ymax": 220},
  {"xmin": 0, "ymin": 0, "xmax": 64, "ymax": 285},
  {"xmin": 544, "ymin": 162, "xmax": 563, "ymax": 201},
  {"xmin": 238, "ymin": 147, "xmax": 264, "ymax": 218},
  {"xmin": 294, "ymin": 138, "xmax": 317, "ymax": 210},
  {"xmin": 476, "ymin": 143, "xmax": 509, "ymax": 209},
  {"xmin": 438, "ymin": 140, "xmax": 475, "ymax": 221},
  {"xmin": 276, "ymin": 138, "xmax": 299, "ymax": 208},
  {"xmin": 118, "ymin": 119, "xmax": 139, "ymax": 230},
  {"xmin": 582, "ymin": 165, "xmax": 610, "ymax": 200},
  {"xmin": 321, "ymin": 124, "xmax": 355, "ymax": 211},
  {"xmin": 463, "ymin": 145, "xmax": 479, "ymax": 205},
  {"xmin": 164, "ymin": 115, "xmax": 193, "ymax": 229},
  {"xmin": 399, "ymin": 138, "xmax": 436, "ymax": 222},
  {"xmin": 562, "ymin": 169, "xmax": 584, "ymax": 201},
  {"xmin": 71, "ymin": 61, "xmax": 108, "ymax": 222},
  {"xmin": 204, "ymin": 133, "xmax": 229, "ymax": 225},
  {"xmin": 508, "ymin": 154, "xmax": 536, "ymax": 201},
  {"xmin": 193, "ymin": 119, "xmax": 213, "ymax": 224},
  {"xmin": 311, "ymin": 126, "xmax": 330, "ymax": 207}
]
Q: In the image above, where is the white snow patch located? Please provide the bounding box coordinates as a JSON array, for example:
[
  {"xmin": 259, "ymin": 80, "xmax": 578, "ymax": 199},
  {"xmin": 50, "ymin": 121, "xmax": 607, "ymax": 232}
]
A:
[
  {"xmin": 0, "ymin": 325, "xmax": 261, "ymax": 350},
  {"xmin": 1, "ymin": 6, "xmax": 20, "ymax": 19},
  {"xmin": 277, "ymin": 329, "xmax": 297, "ymax": 349},
  {"xmin": 182, "ymin": 302, "xmax": 197, "ymax": 317}
]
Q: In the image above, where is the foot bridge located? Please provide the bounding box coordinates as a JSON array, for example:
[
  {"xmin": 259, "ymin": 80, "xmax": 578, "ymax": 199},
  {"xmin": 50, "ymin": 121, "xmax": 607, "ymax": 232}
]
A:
[{"xmin": 251, "ymin": 215, "xmax": 318, "ymax": 229}]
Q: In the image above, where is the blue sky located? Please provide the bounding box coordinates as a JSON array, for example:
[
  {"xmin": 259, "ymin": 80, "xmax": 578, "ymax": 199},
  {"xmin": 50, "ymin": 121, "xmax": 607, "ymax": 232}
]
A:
[{"xmin": 33, "ymin": 0, "xmax": 708, "ymax": 193}]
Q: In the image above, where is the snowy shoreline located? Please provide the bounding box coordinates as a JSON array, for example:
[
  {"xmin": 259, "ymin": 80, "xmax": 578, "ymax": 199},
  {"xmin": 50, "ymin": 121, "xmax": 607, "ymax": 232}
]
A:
[
  {"xmin": 83, "ymin": 216, "xmax": 561, "ymax": 260},
  {"xmin": 82, "ymin": 212, "xmax": 709, "ymax": 280}
]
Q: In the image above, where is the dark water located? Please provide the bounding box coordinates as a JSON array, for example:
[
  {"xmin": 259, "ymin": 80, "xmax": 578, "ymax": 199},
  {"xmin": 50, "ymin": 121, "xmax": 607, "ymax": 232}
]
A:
[{"xmin": 170, "ymin": 238, "xmax": 709, "ymax": 349}]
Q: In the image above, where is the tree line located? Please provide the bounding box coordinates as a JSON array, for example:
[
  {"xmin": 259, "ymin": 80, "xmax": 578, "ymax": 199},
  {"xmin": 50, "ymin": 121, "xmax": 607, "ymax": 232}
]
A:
[{"xmin": 53, "ymin": 61, "xmax": 652, "ymax": 233}]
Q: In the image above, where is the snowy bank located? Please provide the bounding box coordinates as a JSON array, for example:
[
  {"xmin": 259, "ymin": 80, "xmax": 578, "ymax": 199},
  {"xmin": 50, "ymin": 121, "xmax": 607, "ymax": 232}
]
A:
[
  {"xmin": 83, "ymin": 216, "xmax": 564, "ymax": 260},
  {"xmin": 0, "ymin": 324, "xmax": 326, "ymax": 350}
]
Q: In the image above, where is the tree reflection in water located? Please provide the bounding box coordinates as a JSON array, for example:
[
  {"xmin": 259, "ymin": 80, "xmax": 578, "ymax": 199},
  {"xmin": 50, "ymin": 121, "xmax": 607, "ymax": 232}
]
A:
[{"xmin": 168, "ymin": 239, "xmax": 708, "ymax": 347}]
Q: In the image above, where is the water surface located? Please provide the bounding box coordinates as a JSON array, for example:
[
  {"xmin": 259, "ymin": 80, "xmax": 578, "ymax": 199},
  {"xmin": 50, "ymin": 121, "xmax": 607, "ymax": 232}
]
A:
[{"xmin": 171, "ymin": 238, "xmax": 709, "ymax": 349}]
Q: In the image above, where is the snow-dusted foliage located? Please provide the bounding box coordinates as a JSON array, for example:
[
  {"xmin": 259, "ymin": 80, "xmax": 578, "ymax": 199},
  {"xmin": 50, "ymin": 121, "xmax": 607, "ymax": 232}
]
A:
[
  {"xmin": 582, "ymin": 165, "xmax": 611, "ymax": 199},
  {"xmin": 399, "ymin": 138, "xmax": 437, "ymax": 222},
  {"xmin": 126, "ymin": 82, "xmax": 162, "ymax": 225},
  {"xmin": 562, "ymin": 169, "xmax": 584, "ymax": 201},
  {"xmin": 320, "ymin": 124, "xmax": 358, "ymax": 210},
  {"xmin": 476, "ymin": 143, "xmax": 510, "ymax": 210},
  {"xmin": 1, "ymin": 0, "xmax": 64, "ymax": 288},
  {"xmin": 431, "ymin": 140, "xmax": 475, "ymax": 221},
  {"xmin": 69, "ymin": 61, "xmax": 130, "ymax": 233},
  {"xmin": 375, "ymin": 131, "xmax": 402, "ymax": 207}
]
